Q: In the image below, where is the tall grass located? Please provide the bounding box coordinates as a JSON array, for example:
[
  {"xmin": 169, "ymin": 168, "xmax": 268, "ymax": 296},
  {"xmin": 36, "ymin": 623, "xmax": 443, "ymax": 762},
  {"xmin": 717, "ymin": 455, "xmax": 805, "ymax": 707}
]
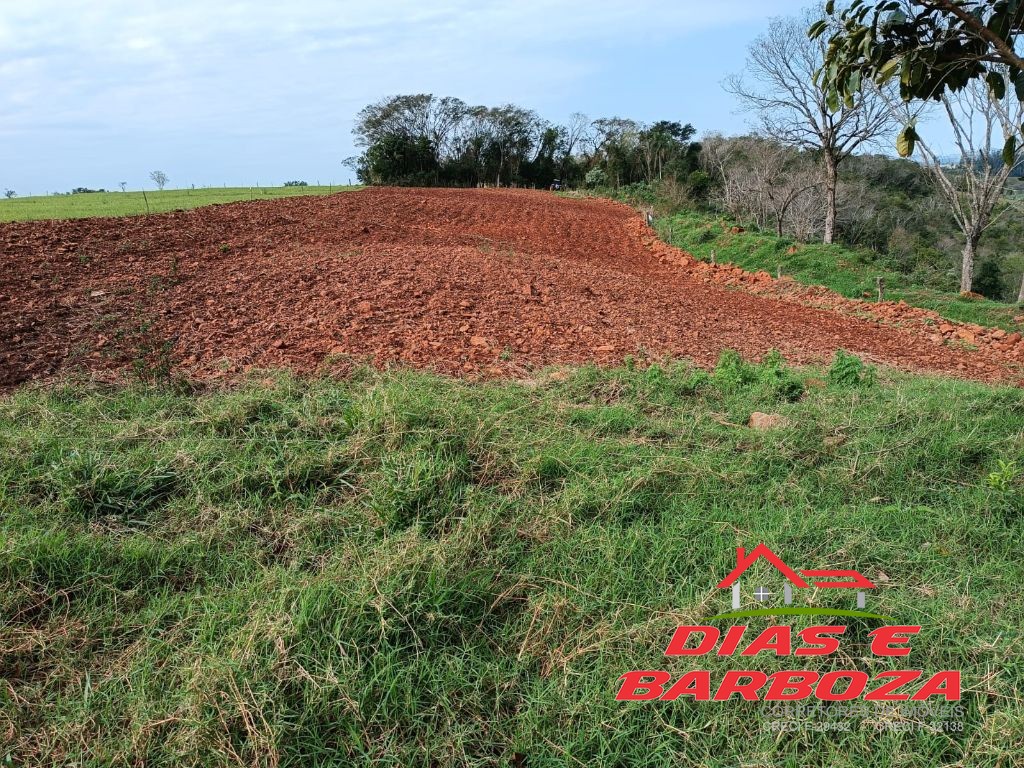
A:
[
  {"xmin": 657, "ymin": 211, "xmax": 1024, "ymax": 331},
  {"xmin": 1, "ymin": 357, "xmax": 1022, "ymax": 766}
]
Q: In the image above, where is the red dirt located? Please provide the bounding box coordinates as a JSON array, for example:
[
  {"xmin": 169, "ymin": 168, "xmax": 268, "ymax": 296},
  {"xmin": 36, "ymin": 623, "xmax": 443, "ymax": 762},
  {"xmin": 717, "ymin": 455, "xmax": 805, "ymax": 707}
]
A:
[{"xmin": 2, "ymin": 187, "xmax": 1022, "ymax": 390}]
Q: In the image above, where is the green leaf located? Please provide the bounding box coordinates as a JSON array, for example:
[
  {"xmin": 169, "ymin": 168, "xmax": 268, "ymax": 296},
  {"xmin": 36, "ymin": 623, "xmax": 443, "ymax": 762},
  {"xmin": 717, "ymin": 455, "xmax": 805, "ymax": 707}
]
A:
[
  {"xmin": 988, "ymin": 12, "xmax": 1010, "ymax": 40},
  {"xmin": 825, "ymin": 0, "xmax": 835, "ymax": 14},
  {"xmin": 1003, "ymin": 135, "xmax": 1017, "ymax": 166},
  {"xmin": 896, "ymin": 124, "xmax": 918, "ymax": 158},
  {"xmin": 987, "ymin": 71, "xmax": 1007, "ymax": 99},
  {"xmin": 878, "ymin": 57, "xmax": 901, "ymax": 82},
  {"xmin": 826, "ymin": 87, "xmax": 841, "ymax": 114},
  {"xmin": 808, "ymin": 19, "xmax": 829, "ymax": 39}
]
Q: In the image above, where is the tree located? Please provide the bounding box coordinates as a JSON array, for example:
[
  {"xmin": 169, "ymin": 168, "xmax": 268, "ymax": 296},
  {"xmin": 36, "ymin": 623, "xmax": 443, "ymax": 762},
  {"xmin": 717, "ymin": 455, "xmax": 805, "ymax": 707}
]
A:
[
  {"xmin": 727, "ymin": 7, "xmax": 897, "ymax": 244},
  {"xmin": 3, "ymin": 189, "xmax": 15, "ymax": 199},
  {"xmin": 880, "ymin": 71, "xmax": 1024, "ymax": 291},
  {"xmin": 561, "ymin": 112, "xmax": 592, "ymax": 179},
  {"xmin": 357, "ymin": 134, "xmax": 438, "ymax": 186},
  {"xmin": 703, "ymin": 135, "xmax": 823, "ymax": 237},
  {"xmin": 149, "ymin": 171, "xmax": 169, "ymax": 190},
  {"xmin": 590, "ymin": 118, "xmax": 642, "ymax": 187},
  {"xmin": 481, "ymin": 105, "xmax": 544, "ymax": 186},
  {"xmin": 815, "ymin": 0, "xmax": 1024, "ymax": 157},
  {"xmin": 354, "ymin": 94, "xmax": 468, "ymax": 181},
  {"xmin": 638, "ymin": 121, "xmax": 697, "ymax": 183}
]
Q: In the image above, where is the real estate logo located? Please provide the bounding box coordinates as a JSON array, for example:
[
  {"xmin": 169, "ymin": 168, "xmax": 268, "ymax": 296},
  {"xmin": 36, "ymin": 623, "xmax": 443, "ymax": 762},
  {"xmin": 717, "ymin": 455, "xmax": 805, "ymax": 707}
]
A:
[
  {"xmin": 714, "ymin": 543, "xmax": 888, "ymax": 621},
  {"xmin": 616, "ymin": 544, "xmax": 962, "ymax": 705}
]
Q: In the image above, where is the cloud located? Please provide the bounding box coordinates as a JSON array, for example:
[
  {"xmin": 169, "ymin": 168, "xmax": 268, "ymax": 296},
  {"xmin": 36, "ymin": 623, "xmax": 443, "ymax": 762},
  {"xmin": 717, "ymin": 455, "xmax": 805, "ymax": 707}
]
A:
[{"xmin": 0, "ymin": 0, "xmax": 808, "ymax": 190}]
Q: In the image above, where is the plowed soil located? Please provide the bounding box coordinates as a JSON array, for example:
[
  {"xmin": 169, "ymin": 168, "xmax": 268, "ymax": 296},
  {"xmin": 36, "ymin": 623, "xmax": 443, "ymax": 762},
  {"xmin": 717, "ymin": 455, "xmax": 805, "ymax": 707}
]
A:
[{"xmin": 2, "ymin": 187, "xmax": 1022, "ymax": 390}]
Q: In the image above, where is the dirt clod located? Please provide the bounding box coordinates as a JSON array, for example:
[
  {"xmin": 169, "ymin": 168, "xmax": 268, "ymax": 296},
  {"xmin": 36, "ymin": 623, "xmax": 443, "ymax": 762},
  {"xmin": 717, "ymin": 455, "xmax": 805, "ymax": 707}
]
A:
[{"xmin": 1, "ymin": 187, "xmax": 1020, "ymax": 390}]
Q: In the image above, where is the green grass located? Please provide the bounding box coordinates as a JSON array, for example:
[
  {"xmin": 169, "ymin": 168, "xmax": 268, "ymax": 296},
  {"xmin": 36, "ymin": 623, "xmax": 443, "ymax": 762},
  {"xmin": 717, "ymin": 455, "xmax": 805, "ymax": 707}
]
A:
[
  {"xmin": 2, "ymin": 354, "xmax": 1022, "ymax": 766},
  {"xmin": 658, "ymin": 211, "xmax": 1024, "ymax": 331},
  {"xmin": 0, "ymin": 185, "xmax": 362, "ymax": 222}
]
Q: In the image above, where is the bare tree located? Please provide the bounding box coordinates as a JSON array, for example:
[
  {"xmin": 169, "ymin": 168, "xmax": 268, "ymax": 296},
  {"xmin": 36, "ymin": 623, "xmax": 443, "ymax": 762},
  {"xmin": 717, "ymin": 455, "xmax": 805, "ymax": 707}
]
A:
[
  {"xmin": 560, "ymin": 112, "xmax": 591, "ymax": 179},
  {"xmin": 700, "ymin": 133, "xmax": 743, "ymax": 213},
  {"xmin": 704, "ymin": 135, "xmax": 822, "ymax": 237},
  {"xmin": 882, "ymin": 72, "xmax": 1024, "ymax": 293},
  {"xmin": 149, "ymin": 170, "xmax": 169, "ymax": 191},
  {"xmin": 118, "ymin": 181, "xmax": 127, "ymax": 192},
  {"xmin": 3, "ymin": 189, "xmax": 15, "ymax": 199},
  {"xmin": 726, "ymin": 7, "xmax": 897, "ymax": 244}
]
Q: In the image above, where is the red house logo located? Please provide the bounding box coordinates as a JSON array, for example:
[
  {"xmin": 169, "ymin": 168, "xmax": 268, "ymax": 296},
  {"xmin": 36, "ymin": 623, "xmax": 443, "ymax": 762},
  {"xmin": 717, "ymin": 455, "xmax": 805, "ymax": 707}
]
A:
[{"xmin": 717, "ymin": 544, "xmax": 875, "ymax": 610}]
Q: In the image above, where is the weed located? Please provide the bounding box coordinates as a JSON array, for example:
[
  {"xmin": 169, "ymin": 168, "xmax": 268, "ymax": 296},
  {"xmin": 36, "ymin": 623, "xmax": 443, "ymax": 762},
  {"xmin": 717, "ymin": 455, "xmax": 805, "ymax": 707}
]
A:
[
  {"xmin": 986, "ymin": 459, "xmax": 1020, "ymax": 490},
  {"xmin": 827, "ymin": 350, "xmax": 878, "ymax": 388}
]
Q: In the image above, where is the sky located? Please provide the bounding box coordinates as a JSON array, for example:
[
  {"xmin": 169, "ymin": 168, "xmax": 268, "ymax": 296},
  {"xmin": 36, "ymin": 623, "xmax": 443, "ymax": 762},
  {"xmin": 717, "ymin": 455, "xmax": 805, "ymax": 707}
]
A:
[{"xmin": 2, "ymin": 0, "xmax": 836, "ymax": 195}]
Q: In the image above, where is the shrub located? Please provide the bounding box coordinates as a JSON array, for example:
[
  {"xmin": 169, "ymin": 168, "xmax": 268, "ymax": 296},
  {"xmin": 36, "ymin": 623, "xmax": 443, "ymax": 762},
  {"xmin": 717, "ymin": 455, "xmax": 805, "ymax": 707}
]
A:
[
  {"xmin": 827, "ymin": 350, "xmax": 877, "ymax": 388},
  {"xmin": 584, "ymin": 168, "xmax": 607, "ymax": 188}
]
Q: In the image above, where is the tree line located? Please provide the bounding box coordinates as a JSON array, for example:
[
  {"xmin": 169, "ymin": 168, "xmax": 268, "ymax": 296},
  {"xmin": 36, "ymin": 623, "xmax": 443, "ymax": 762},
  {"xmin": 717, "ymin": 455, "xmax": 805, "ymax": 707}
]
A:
[{"xmin": 347, "ymin": 95, "xmax": 704, "ymax": 193}]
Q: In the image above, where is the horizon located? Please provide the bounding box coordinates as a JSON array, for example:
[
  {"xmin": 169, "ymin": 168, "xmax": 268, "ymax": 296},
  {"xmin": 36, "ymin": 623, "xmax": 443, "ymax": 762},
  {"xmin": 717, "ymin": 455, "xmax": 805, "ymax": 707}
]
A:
[{"xmin": 0, "ymin": 0, "xmax": 905, "ymax": 195}]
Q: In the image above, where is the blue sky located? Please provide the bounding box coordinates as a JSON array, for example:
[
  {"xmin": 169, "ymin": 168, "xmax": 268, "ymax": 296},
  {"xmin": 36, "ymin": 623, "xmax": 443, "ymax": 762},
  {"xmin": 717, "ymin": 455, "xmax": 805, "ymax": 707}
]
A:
[{"xmin": 2, "ymin": 0, "xmax": 830, "ymax": 194}]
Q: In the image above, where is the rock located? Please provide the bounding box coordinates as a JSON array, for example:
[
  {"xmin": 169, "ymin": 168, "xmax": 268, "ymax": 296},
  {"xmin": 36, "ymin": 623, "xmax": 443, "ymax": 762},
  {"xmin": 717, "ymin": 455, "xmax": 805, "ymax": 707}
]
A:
[
  {"xmin": 991, "ymin": 329, "xmax": 1007, "ymax": 340},
  {"xmin": 938, "ymin": 323, "xmax": 954, "ymax": 335},
  {"xmin": 748, "ymin": 412, "xmax": 789, "ymax": 431},
  {"xmin": 356, "ymin": 300, "xmax": 373, "ymax": 315},
  {"xmin": 470, "ymin": 336, "xmax": 488, "ymax": 347}
]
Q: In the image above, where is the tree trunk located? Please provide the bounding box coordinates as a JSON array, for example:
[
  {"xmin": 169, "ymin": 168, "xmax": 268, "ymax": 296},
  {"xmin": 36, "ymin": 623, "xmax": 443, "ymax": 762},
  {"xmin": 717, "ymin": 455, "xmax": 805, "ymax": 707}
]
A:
[
  {"xmin": 960, "ymin": 235, "xmax": 979, "ymax": 294},
  {"xmin": 1017, "ymin": 272, "xmax": 1024, "ymax": 304},
  {"xmin": 823, "ymin": 153, "xmax": 838, "ymax": 245}
]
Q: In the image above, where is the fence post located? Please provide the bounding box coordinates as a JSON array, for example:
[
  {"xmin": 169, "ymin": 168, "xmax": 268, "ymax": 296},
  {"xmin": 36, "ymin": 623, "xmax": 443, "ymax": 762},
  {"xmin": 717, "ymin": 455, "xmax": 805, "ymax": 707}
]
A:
[{"xmin": 876, "ymin": 277, "xmax": 885, "ymax": 302}]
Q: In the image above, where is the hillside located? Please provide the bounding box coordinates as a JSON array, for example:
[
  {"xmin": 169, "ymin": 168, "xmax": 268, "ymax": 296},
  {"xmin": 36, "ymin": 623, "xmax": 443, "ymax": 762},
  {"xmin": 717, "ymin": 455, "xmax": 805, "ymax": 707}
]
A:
[{"xmin": 2, "ymin": 187, "xmax": 1022, "ymax": 391}]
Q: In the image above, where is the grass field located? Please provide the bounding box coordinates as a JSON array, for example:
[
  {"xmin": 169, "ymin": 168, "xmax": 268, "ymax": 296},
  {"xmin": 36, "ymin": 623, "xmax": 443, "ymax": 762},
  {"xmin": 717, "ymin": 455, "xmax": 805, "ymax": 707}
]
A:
[
  {"xmin": 657, "ymin": 211, "xmax": 1024, "ymax": 332},
  {"xmin": 2, "ymin": 355, "xmax": 1022, "ymax": 766},
  {"xmin": 0, "ymin": 186, "xmax": 360, "ymax": 222}
]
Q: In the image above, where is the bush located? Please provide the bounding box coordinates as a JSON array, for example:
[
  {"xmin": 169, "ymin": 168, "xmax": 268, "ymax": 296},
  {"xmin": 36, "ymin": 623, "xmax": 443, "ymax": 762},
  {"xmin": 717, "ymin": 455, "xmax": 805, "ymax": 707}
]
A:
[
  {"xmin": 974, "ymin": 259, "xmax": 1005, "ymax": 300},
  {"xmin": 584, "ymin": 168, "xmax": 607, "ymax": 188},
  {"xmin": 283, "ymin": 180, "xmax": 309, "ymax": 187}
]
